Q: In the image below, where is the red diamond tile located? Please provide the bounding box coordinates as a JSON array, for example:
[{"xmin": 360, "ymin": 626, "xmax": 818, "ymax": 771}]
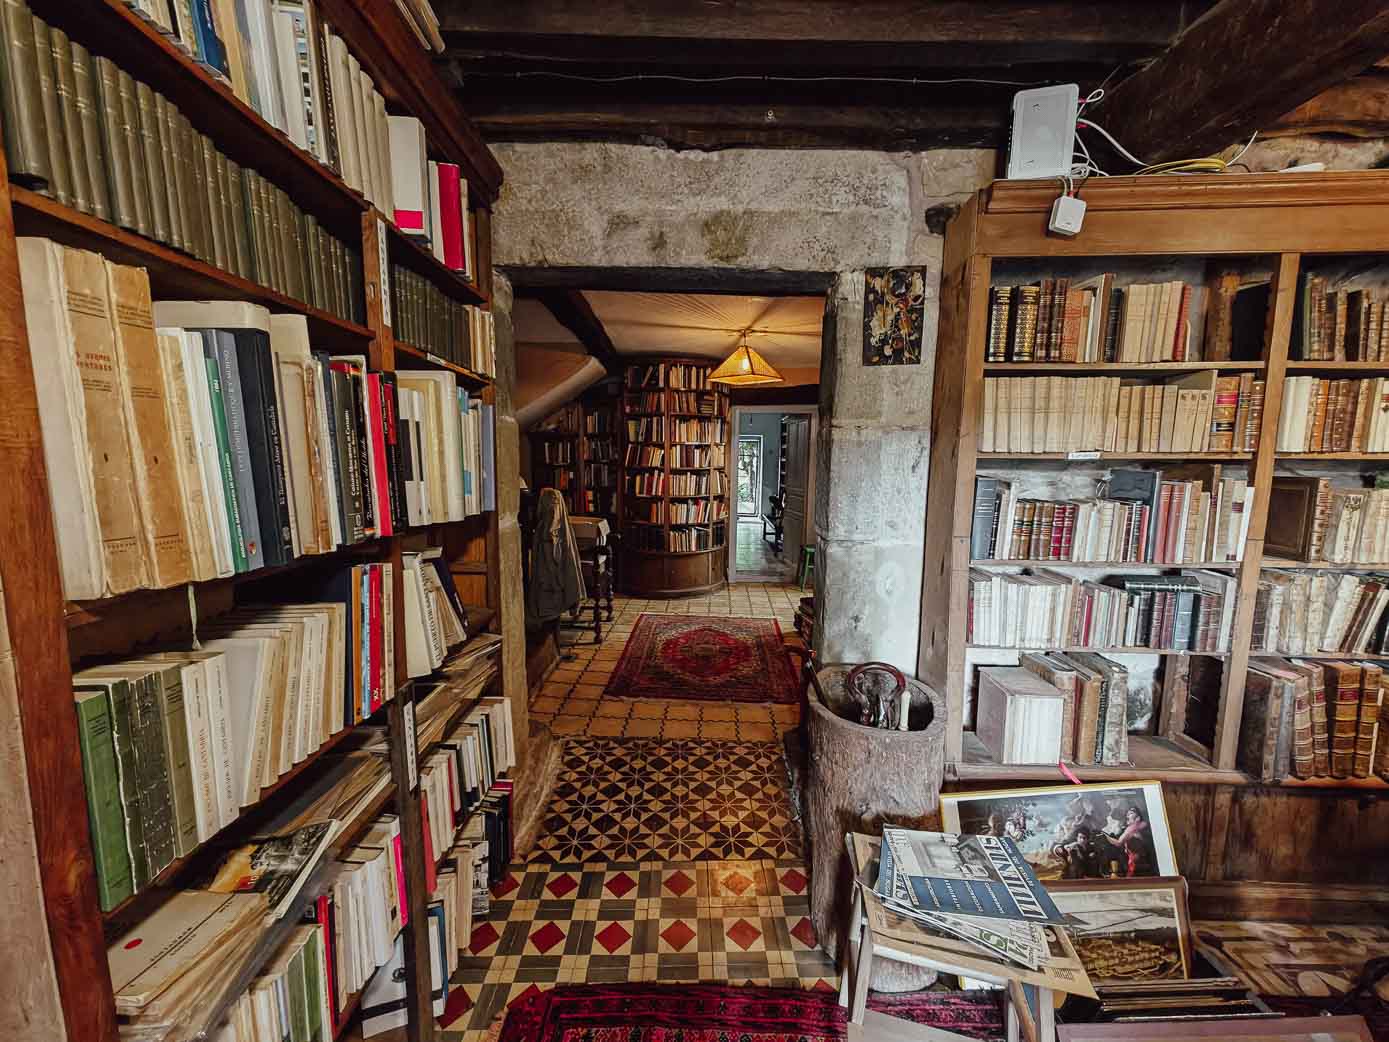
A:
[
  {"xmin": 508, "ymin": 984, "xmax": 544, "ymax": 1009},
  {"xmin": 545, "ymin": 873, "xmax": 579, "ymax": 898},
  {"xmin": 594, "ymin": 922, "xmax": 632, "ymax": 953},
  {"xmin": 660, "ymin": 920, "xmax": 697, "ymax": 952},
  {"xmin": 721, "ymin": 871, "xmax": 754, "ymax": 896},
  {"xmin": 438, "ymin": 987, "xmax": 474, "ymax": 1028},
  {"xmin": 468, "ymin": 922, "xmax": 499, "ymax": 955},
  {"xmin": 529, "ymin": 921, "xmax": 566, "ymax": 954},
  {"xmin": 811, "ymin": 980, "xmax": 836, "ymax": 992},
  {"xmin": 663, "ymin": 869, "xmax": 695, "ymax": 896},
  {"xmin": 779, "ymin": 868, "xmax": 808, "ymax": 894},
  {"xmin": 604, "ymin": 871, "xmax": 637, "ymax": 898},
  {"xmin": 791, "ymin": 916, "xmax": 818, "ymax": 949},
  {"xmin": 725, "ymin": 918, "xmax": 762, "ymax": 951},
  {"xmin": 491, "ymin": 873, "xmax": 521, "ymax": 898}
]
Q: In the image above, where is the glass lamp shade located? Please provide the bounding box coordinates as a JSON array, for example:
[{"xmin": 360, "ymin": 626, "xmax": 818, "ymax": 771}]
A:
[{"xmin": 709, "ymin": 344, "xmax": 782, "ymax": 385}]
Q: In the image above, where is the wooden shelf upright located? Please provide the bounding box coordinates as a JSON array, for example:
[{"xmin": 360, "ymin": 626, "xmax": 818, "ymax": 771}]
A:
[
  {"xmin": 921, "ymin": 171, "xmax": 1389, "ymax": 789},
  {"xmin": 0, "ymin": 2, "xmax": 507, "ymax": 1041}
]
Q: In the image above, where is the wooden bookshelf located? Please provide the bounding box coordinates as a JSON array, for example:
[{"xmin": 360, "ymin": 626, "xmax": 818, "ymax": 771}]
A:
[
  {"xmin": 922, "ymin": 172, "xmax": 1389, "ymax": 795},
  {"xmin": 1, "ymin": 2, "xmax": 507, "ymax": 1040},
  {"xmin": 618, "ymin": 357, "xmax": 730, "ymax": 596},
  {"xmin": 527, "ymin": 403, "xmax": 583, "ymax": 515},
  {"xmin": 580, "ymin": 389, "xmax": 622, "ymax": 523}
]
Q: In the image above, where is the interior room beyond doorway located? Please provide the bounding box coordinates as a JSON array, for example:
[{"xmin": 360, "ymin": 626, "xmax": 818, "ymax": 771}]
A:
[{"xmin": 731, "ymin": 406, "xmax": 815, "ymax": 584}]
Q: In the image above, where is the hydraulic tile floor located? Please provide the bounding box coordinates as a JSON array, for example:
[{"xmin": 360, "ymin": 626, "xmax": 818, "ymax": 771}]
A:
[
  {"xmin": 529, "ymin": 583, "xmax": 807, "ymax": 742},
  {"xmin": 734, "ymin": 519, "xmax": 796, "ymax": 581},
  {"xmin": 445, "ymin": 587, "xmax": 832, "ymax": 1040}
]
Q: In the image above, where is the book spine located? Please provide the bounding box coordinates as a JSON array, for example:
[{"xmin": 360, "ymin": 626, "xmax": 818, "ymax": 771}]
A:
[
  {"xmin": 74, "ymin": 692, "xmax": 135, "ymax": 910},
  {"xmin": 0, "ymin": 0, "xmax": 50, "ymax": 186},
  {"xmin": 115, "ymin": 69, "xmax": 152, "ymax": 236},
  {"xmin": 104, "ymin": 679, "xmax": 151, "ymax": 889},
  {"xmin": 48, "ymin": 25, "xmax": 90, "ymax": 214},
  {"xmin": 130, "ymin": 673, "xmax": 176, "ymax": 878},
  {"xmin": 215, "ymin": 332, "xmax": 266, "ymax": 570},
  {"xmin": 134, "ymin": 81, "xmax": 170, "ymax": 243},
  {"xmin": 202, "ymin": 350, "xmax": 249, "ymax": 572},
  {"xmin": 235, "ymin": 330, "xmax": 295, "ymax": 566},
  {"xmin": 68, "ymin": 42, "xmax": 111, "ymax": 221},
  {"xmin": 154, "ymin": 668, "xmax": 199, "ymax": 857},
  {"xmin": 93, "ymin": 56, "xmax": 137, "ymax": 229}
]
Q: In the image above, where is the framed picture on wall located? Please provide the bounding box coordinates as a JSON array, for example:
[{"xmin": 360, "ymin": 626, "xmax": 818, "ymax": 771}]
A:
[
  {"xmin": 939, "ymin": 781, "xmax": 1178, "ymax": 881},
  {"xmin": 862, "ymin": 266, "xmax": 926, "ymax": 365},
  {"xmin": 1045, "ymin": 876, "xmax": 1192, "ymax": 983}
]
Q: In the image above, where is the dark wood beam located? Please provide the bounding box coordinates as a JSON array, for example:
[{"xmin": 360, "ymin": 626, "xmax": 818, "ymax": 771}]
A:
[
  {"xmin": 466, "ymin": 100, "xmax": 1006, "ymax": 151},
  {"xmin": 1268, "ymin": 71, "xmax": 1389, "ymax": 138},
  {"xmin": 438, "ymin": 0, "xmax": 1198, "ymax": 68},
  {"xmin": 505, "ymin": 265, "xmax": 835, "ymax": 297},
  {"xmin": 520, "ymin": 288, "xmax": 622, "ymax": 375},
  {"xmin": 1094, "ymin": 0, "xmax": 1389, "ymax": 164}
]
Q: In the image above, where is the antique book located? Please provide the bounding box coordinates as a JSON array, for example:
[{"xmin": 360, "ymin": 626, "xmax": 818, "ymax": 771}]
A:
[
  {"xmin": 74, "ymin": 687, "xmax": 135, "ymax": 910},
  {"xmin": 1354, "ymin": 661, "xmax": 1384, "ymax": 778},
  {"xmin": 115, "ymin": 69, "xmax": 152, "ymax": 237},
  {"xmin": 0, "ymin": 0, "xmax": 50, "ymax": 186},
  {"xmin": 975, "ymin": 667, "xmax": 1066, "ymax": 766},
  {"xmin": 1324, "ymin": 660, "xmax": 1363, "ymax": 778},
  {"xmin": 68, "ymin": 41, "xmax": 112, "ymax": 221}
]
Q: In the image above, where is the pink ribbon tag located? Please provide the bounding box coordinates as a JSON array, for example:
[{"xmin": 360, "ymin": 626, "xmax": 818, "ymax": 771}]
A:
[{"xmin": 1057, "ymin": 761, "xmax": 1083, "ymax": 785}]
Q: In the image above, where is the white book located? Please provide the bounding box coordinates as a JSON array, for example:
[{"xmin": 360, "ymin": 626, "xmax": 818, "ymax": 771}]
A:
[
  {"xmin": 199, "ymin": 636, "xmax": 275, "ymax": 807},
  {"xmin": 388, "ymin": 116, "xmax": 430, "ymax": 237},
  {"xmin": 427, "ymin": 160, "xmax": 445, "ymax": 263},
  {"xmin": 373, "ymin": 90, "xmax": 394, "ymax": 215},
  {"xmin": 271, "ymin": 8, "xmax": 308, "ymax": 147},
  {"xmin": 172, "ymin": 329, "xmax": 236, "ymax": 578},
  {"xmin": 244, "ymin": 0, "xmax": 288, "ymax": 132}
]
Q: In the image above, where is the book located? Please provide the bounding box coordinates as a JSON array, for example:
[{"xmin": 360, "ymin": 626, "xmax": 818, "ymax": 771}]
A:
[
  {"xmin": 73, "ymin": 688, "xmax": 136, "ymax": 910},
  {"xmin": 975, "ymin": 666, "xmax": 1066, "ymax": 765},
  {"xmin": 201, "ymin": 821, "xmax": 337, "ymax": 918}
]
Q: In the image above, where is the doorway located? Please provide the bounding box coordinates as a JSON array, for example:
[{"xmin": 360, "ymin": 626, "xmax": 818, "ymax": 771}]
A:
[{"xmin": 729, "ymin": 405, "xmax": 816, "ymax": 584}]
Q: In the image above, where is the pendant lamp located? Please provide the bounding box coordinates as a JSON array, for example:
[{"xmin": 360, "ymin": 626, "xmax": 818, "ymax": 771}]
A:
[{"xmin": 709, "ymin": 336, "xmax": 782, "ymax": 385}]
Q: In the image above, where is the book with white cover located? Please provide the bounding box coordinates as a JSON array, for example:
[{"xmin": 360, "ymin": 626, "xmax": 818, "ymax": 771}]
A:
[
  {"xmin": 388, "ymin": 116, "xmax": 430, "ymax": 238},
  {"xmin": 975, "ymin": 666, "xmax": 1065, "ymax": 765}
]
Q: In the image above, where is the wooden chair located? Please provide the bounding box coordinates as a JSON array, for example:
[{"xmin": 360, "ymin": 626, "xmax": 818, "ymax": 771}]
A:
[{"xmin": 763, "ymin": 489, "xmax": 786, "ymax": 554}]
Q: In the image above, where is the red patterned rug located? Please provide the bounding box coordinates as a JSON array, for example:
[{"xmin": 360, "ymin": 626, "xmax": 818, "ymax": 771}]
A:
[
  {"xmin": 604, "ymin": 614, "xmax": 800, "ymax": 704},
  {"xmin": 499, "ymin": 984, "xmax": 844, "ymax": 1041}
]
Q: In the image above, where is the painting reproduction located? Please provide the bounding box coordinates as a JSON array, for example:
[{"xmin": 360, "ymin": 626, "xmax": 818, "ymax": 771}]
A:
[
  {"xmin": 940, "ymin": 781, "xmax": 1178, "ymax": 881},
  {"xmin": 863, "ymin": 266, "xmax": 926, "ymax": 365},
  {"xmin": 1046, "ymin": 877, "xmax": 1191, "ymax": 983}
]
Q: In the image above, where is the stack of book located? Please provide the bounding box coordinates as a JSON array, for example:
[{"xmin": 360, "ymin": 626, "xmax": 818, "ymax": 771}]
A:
[
  {"xmin": 667, "ymin": 363, "xmax": 712, "ymax": 389},
  {"xmin": 1277, "ymin": 377, "xmax": 1389, "ymax": 453},
  {"xmin": 625, "ymin": 445, "xmax": 664, "ymax": 468},
  {"xmin": 1294, "ymin": 275, "xmax": 1389, "ymax": 361},
  {"xmin": 669, "ymin": 390, "xmax": 724, "ymax": 415},
  {"xmin": 671, "ymin": 445, "xmax": 712, "ymax": 468},
  {"xmin": 402, "ymin": 549, "xmax": 471, "ymax": 678},
  {"xmin": 627, "ymin": 472, "xmax": 665, "ymax": 496},
  {"xmin": 1267, "ymin": 476, "xmax": 1389, "ymax": 564},
  {"xmin": 671, "ymin": 418, "xmax": 725, "ymax": 443},
  {"xmin": 670, "ymin": 527, "xmax": 720, "ymax": 552},
  {"xmin": 669, "ymin": 500, "xmax": 726, "ymax": 524},
  {"xmin": 73, "ymin": 566, "xmax": 397, "ymax": 909},
  {"xmin": 389, "ymin": 116, "xmax": 475, "ymax": 279},
  {"xmin": 539, "ymin": 441, "xmax": 575, "ymax": 465},
  {"xmin": 627, "ymin": 500, "xmax": 665, "ymax": 524},
  {"xmin": 390, "ymin": 265, "xmax": 495, "ymax": 376},
  {"xmin": 2, "ymin": 2, "xmax": 363, "ymax": 322},
  {"xmin": 1239, "ymin": 658, "xmax": 1389, "ymax": 782},
  {"xmin": 979, "ymin": 375, "xmax": 1263, "ymax": 454},
  {"xmin": 971, "ymin": 471, "xmax": 1250, "ymax": 564},
  {"xmin": 994, "ymin": 652, "xmax": 1134, "ymax": 766},
  {"xmin": 625, "ymin": 364, "xmax": 665, "ymax": 389},
  {"xmin": 626, "ymin": 417, "xmax": 665, "ymax": 443},
  {"xmin": 1252, "ymin": 570, "xmax": 1389, "ymax": 656},
  {"xmin": 966, "ymin": 568, "xmax": 1235, "ymax": 653}
]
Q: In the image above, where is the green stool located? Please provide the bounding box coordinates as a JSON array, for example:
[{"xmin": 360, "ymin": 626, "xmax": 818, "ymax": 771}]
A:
[{"xmin": 797, "ymin": 545, "xmax": 815, "ymax": 589}]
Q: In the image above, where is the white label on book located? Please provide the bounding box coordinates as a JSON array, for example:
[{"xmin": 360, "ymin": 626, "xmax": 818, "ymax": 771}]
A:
[
  {"xmin": 427, "ymin": 352, "xmax": 445, "ymax": 367},
  {"xmin": 403, "ymin": 698, "xmax": 419, "ymax": 791},
  {"xmin": 377, "ymin": 217, "xmax": 392, "ymax": 329},
  {"xmin": 1066, "ymin": 450, "xmax": 1102, "ymax": 461}
]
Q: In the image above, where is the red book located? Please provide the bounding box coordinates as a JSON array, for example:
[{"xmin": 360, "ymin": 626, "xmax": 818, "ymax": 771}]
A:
[
  {"xmin": 388, "ymin": 820, "xmax": 409, "ymax": 926},
  {"xmin": 364, "ymin": 373, "xmax": 393, "ymax": 537},
  {"xmin": 1155, "ymin": 482, "xmax": 1173, "ymax": 564},
  {"xmin": 368, "ymin": 563, "xmax": 383, "ymax": 712},
  {"xmin": 436, "ymin": 162, "xmax": 466, "ymax": 271},
  {"xmin": 1048, "ymin": 506, "xmax": 1066, "ymax": 560},
  {"xmin": 1059, "ymin": 504, "xmax": 1076, "ymax": 560},
  {"xmin": 420, "ymin": 793, "xmax": 438, "ymax": 894}
]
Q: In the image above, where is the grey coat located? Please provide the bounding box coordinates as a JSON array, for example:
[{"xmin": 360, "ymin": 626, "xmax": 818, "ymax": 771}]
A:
[{"xmin": 526, "ymin": 488, "xmax": 586, "ymax": 623}]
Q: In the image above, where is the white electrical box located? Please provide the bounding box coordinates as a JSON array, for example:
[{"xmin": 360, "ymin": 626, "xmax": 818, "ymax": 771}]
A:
[{"xmin": 1006, "ymin": 84, "xmax": 1079, "ymax": 181}]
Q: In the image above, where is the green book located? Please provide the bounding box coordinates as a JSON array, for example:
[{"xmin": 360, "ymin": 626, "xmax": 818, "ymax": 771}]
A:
[
  {"xmin": 128, "ymin": 668, "xmax": 176, "ymax": 876},
  {"xmin": 94, "ymin": 57, "xmax": 136, "ymax": 230},
  {"xmin": 0, "ymin": 0, "xmax": 50, "ymax": 185},
  {"xmin": 69, "ymin": 41, "xmax": 112, "ymax": 222},
  {"xmin": 199, "ymin": 135, "xmax": 225, "ymax": 269},
  {"xmin": 29, "ymin": 15, "xmax": 70, "ymax": 206},
  {"xmin": 73, "ymin": 689, "xmax": 135, "ymax": 910},
  {"xmin": 203, "ymin": 349, "xmax": 249, "ymax": 572},
  {"xmin": 300, "ymin": 929, "xmax": 324, "ymax": 1041},
  {"xmin": 48, "ymin": 28, "xmax": 91, "ymax": 215},
  {"xmin": 114, "ymin": 69, "xmax": 151, "ymax": 237},
  {"xmin": 155, "ymin": 94, "xmax": 184, "ymax": 253},
  {"xmin": 287, "ymin": 941, "xmax": 309, "ymax": 1042},
  {"xmin": 149, "ymin": 662, "xmax": 199, "ymax": 857},
  {"xmin": 227, "ymin": 160, "xmax": 251, "ymax": 279},
  {"xmin": 78, "ymin": 676, "xmax": 149, "ymax": 889}
]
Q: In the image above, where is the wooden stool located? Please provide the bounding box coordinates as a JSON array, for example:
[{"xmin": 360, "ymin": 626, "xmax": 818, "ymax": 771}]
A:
[{"xmin": 797, "ymin": 544, "xmax": 815, "ymax": 588}]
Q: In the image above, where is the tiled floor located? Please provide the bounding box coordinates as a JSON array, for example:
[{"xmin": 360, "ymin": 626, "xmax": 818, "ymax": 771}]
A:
[
  {"xmin": 531, "ymin": 583, "xmax": 807, "ymax": 742},
  {"xmin": 734, "ymin": 519, "xmax": 795, "ymax": 581},
  {"xmin": 442, "ymin": 582, "xmax": 830, "ymax": 1040}
]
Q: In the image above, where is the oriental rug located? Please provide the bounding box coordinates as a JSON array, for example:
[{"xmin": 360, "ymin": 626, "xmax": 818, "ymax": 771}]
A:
[
  {"xmin": 497, "ymin": 983, "xmax": 845, "ymax": 1042},
  {"xmin": 604, "ymin": 614, "xmax": 799, "ymax": 704}
]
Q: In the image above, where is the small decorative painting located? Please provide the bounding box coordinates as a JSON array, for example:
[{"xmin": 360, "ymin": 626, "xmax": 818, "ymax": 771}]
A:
[{"xmin": 863, "ymin": 266, "xmax": 926, "ymax": 366}]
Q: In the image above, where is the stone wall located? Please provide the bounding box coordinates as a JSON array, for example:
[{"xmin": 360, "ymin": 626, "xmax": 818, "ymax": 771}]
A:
[{"xmin": 490, "ymin": 142, "xmax": 997, "ymax": 672}]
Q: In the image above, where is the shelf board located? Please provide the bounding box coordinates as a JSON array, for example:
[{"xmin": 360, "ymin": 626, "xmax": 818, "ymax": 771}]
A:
[
  {"xmin": 966, "ymin": 644, "xmax": 1226, "ymax": 657},
  {"xmin": 983, "ymin": 361, "xmax": 1265, "ymax": 374},
  {"xmin": 970, "ymin": 559, "xmax": 1239, "ymax": 570},
  {"xmin": 951, "ymin": 734, "xmax": 1246, "ymax": 785},
  {"xmin": 1253, "ymin": 650, "xmax": 1389, "ymax": 660},
  {"xmin": 1262, "ymin": 557, "xmax": 1389, "ymax": 570},
  {"xmin": 1275, "ymin": 452, "xmax": 1389, "ymax": 460},
  {"xmin": 393, "ymin": 341, "xmax": 493, "ymax": 387},
  {"xmin": 11, "ymin": 187, "xmax": 372, "ymax": 348},
  {"xmin": 386, "ymin": 222, "xmax": 487, "ymax": 306},
  {"xmin": 332, "ymin": 986, "xmax": 369, "ymax": 1041},
  {"xmin": 1286, "ymin": 361, "xmax": 1389, "ymax": 371},
  {"xmin": 29, "ymin": 0, "xmax": 368, "ymax": 239},
  {"xmin": 978, "ymin": 451, "xmax": 1254, "ymax": 461}
]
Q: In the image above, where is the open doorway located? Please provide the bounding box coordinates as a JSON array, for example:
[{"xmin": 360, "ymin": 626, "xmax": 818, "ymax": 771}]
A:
[{"xmin": 729, "ymin": 405, "xmax": 816, "ymax": 584}]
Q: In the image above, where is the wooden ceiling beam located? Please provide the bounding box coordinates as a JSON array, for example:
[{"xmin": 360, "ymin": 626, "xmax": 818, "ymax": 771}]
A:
[
  {"xmin": 1093, "ymin": 0, "xmax": 1389, "ymax": 164},
  {"xmin": 520, "ymin": 288, "xmax": 623, "ymax": 375},
  {"xmin": 1267, "ymin": 71, "xmax": 1389, "ymax": 139},
  {"xmin": 466, "ymin": 100, "xmax": 1006, "ymax": 151}
]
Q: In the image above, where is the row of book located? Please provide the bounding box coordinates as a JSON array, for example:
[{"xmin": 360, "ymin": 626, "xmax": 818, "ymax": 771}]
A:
[
  {"xmin": 539, "ymin": 441, "xmax": 575, "ymax": 464},
  {"xmin": 1, "ymin": 2, "xmax": 363, "ymax": 322},
  {"xmin": 965, "ymin": 568, "xmax": 1235, "ymax": 652},
  {"xmin": 1294, "ymin": 275, "xmax": 1389, "ymax": 361},
  {"xmin": 390, "ymin": 263, "xmax": 496, "ymax": 376},
  {"xmin": 628, "ymin": 472, "xmax": 666, "ymax": 497},
  {"xmin": 624, "ymin": 445, "xmax": 664, "ymax": 468},
  {"xmin": 585, "ymin": 410, "xmax": 618, "ymax": 435},
  {"xmin": 582, "ymin": 490, "xmax": 617, "ymax": 516},
  {"xmin": 1240, "ymin": 658, "xmax": 1389, "ymax": 782},
  {"xmin": 671, "ymin": 471, "xmax": 723, "ymax": 496},
  {"xmin": 670, "ymin": 499, "xmax": 728, "ymax": 524},
  {"xmin": 974, "ymin": 654, "xmax": 1131, "ymax": 766},
  {"xmin": 626, "ymin": 418, "xmax": 664, "ymax": 443},
  {"xmin": 587, "ymin": 440, "xmax": 617, "ymax": 463},
  {"xmin": 627, "ymin": 502, "xmax": 664, "ymax": 524},
  {"xmin": 402, "ymin": 549, "xmax": 471, "ymax": 679},
  {"xmin": 1276, "ymin": 377, "xmax": 1389, "ymax": 454},
  {"xmin": 534, "ymin": 403, "xmax": 581, "ymax": 434},
  {"xmin": 978, "ymin": 375, "xmax": 1265, "ymax": 455},
  {"xmin": 390, "ymin": 117, "xmax": 476, "ymax": 279},
  {"xmin": 986, "ymin": 277, "xmax": 1208, "ymax": 364},
  {"xmin": 971, "ymin": 471, "xmax": 1251, "ymax": 564},
  {"xmin": 1267, "ymin": 476, "xmax": 1389, "ymax": 564},
  {"xmin": 1252, "ymin": 570, "xmax": 1389, "ymax": 656},
  {"xmin": 585, "ymin": 463, "xmax": 617, "ymax": 488},
  {"xmin": 668, "ymin": 524, "xmax": 725, "ymax": 552},
  {"xmin": 672, "ymin": 418, "xmax": 726, "ymax": 443},
  {"xmin": 669, "ymin": 390, "xmax": 726, "ymax": 416},
  {"xmin": 24, "ymin": 246, "xmax": 494, "ymax": 599},
  {"xmin": 625, "ymin": 391, "xmax": 665, "ymax": 414},
  {"xmin": 73, "ymin": 568, "xmax": 396, "ymax": 910},
  {"xmin": 675, "ymin": 445, "xmax": 723, "ymax": 469}
]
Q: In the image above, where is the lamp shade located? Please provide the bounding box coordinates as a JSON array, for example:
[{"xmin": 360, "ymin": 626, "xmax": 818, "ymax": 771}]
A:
[{"xmin": 709, "ymin": 343, "xmax": 783, "ymax": 385}]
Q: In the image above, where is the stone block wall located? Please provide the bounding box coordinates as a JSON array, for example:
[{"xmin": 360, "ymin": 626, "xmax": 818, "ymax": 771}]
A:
[{"xmin": 489, "ymin": 142, "xmax": 996, "ymax": 673}]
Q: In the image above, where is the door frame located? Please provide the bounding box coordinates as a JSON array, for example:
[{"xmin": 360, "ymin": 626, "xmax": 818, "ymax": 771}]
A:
[{"xmin": 726, "ymin": 404, "xmax": 818, "ymax": 583}]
